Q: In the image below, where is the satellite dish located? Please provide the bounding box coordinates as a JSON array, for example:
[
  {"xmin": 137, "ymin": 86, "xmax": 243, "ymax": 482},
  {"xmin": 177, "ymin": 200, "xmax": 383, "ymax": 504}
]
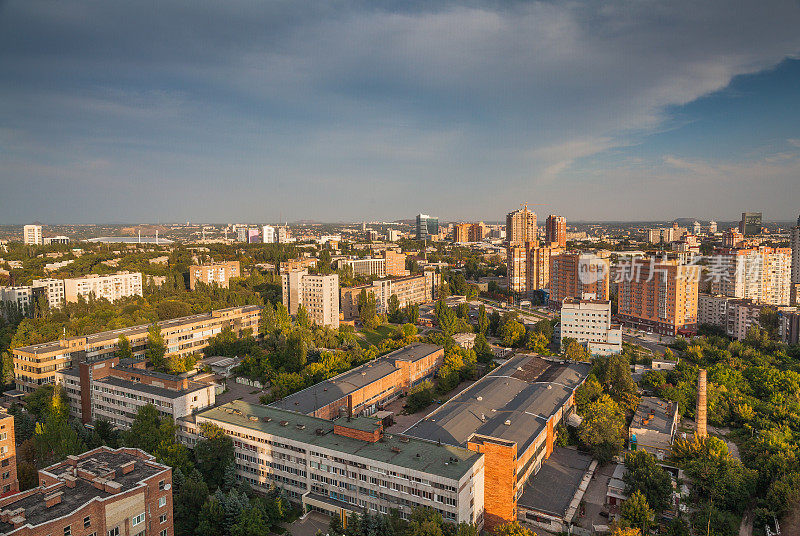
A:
[{"xmin": 164, "ymin": 484, "xmax": 172, "ymax": 490}]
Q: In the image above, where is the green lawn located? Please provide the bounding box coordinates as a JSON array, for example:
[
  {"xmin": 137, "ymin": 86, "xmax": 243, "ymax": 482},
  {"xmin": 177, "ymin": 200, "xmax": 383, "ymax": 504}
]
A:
[{"xmin": 358, "ymin": 324, "xmax": 400, "ymax": 348}]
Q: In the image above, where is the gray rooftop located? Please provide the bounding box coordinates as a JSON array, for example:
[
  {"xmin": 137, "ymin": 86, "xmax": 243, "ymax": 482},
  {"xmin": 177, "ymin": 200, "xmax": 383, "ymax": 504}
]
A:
[
  {"xmin": 0, "ymin": 449, "xmax": 166, "ymax": 533},
  {"xmin": 404, "ymin": 354, "xmax": 590, "ymax": 454},
  {"xmin": 629, "ymin": 396, "xmax": 678, "ymax": 450},
  {"xmin": 96, "ymin": 375, "xmax": 208, "ymax": 400},
  {"xmin": 270, "ymin": 343, "xmax": 441, "ymax": 415},
  {"xmin": 518, "ymin": 447, "xmax": 593, "ymax": 518},
  {"xmin": 199, "ymin": 401, "xmax": 480, "ymax": 481}
]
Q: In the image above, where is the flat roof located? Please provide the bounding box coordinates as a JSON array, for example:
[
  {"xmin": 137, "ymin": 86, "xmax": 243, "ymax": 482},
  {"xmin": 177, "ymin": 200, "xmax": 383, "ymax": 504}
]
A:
[
  {"xmin": 96, "ymin": 376, "xmax": 208, "ymax": 400},
  {"xmin": 404, "ymin": 354, "xmax": 590, "ymax": 453},
  {"xmin": 270, "ymin": 343, "xmax": 441, "ymax": 415},
  {"xmin": 199, "ymin": 401, "xmax": 480, "ymax": 481},
  {"xmin": 14, "ymin": 305, "xmax": 260, "ymax": 355},
  {"xmin": 629, "ymin": 397, "xmax": 677, "ymax": 450},
  {"xmin": 518, "ymin": 447, "xmax": 593, "ymax": 518},
  {"xmin": 0, "ymin": 449, "xmax": 166, "ymax": 533}
]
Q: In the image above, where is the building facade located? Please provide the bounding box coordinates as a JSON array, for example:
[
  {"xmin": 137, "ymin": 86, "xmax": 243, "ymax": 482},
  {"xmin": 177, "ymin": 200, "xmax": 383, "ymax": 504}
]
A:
[
  {"xmin": 791, "ymin": 217, "xmax": 800, "ymax": 305},
  {"xmin": 559, "ymin": 298, "xmax": 622, "ymax": 355},
  {"xmin": 548, "ymin": 253, "xmax": 610, "ymax": 307},
  {"xmin": 64, "ymin": 272, "xmax": 144, "ymax": 303},
  {"xmin": 340, "ymin": 272, "xmax": 439, "ymax": 321},
  {"xmin": 0, "ymin": 446, "xmax": 173, "ymax": 536},
  {"xmin": 23, "ymin": 225, "xmax": 42, "ymax": 246},
  {"xmin": 709, "ymin": 247, "xmax": 792, "ymax": 305},
  {"xmin": 282, "ymin": 270, "xmax": 340, "ymax": 328},
  {"xmin": 0, "ymin": 411, "xmax": 18, "ymax": 495},
  {"xmin": 507, "ymin": 243, "xmax": 558, "ymax": 297},
  {"xmin": 339, "ymin": 258, "xmax": 386, "ymax": 278},
  {"xmin": 262, "ymin": 225, "xmax": 276, "ymax": 243},
  {"xmin": 383, "ymin": 250, "xmax": 409, "ymax": 277},
  {"xmin": 189, "ymin": 261, "xmax": 241, "ymax": 290},
  {"xmin": 13, "ymin": 305, "xmax": 261, "ymax": 392},
  {"xmin": 739, "ymin": 212, "xmax": 762, "ymax": 236},
  {"xmin": 616, "ymin": 258, "xmax": 700, "ymax": 336},
  {"xmin": 453, "ymin": 224, "xmax": 471, "ymax": 244},
  {"xmin": 56, "ymin": 355, "xmax": 214, "ymax": 427},
  {"xmin": 506, "ymin": 206, "xmax": 537, "ymax": 246},
  {"xmin": 545, "ymin": 215, "xmax": 566, "ymax": 248},
  {"xmin": 416, "ymin": 214, "xmax": 439, "ymax": 241},
  {"xmin": 31, "ymin": 279, "xmax": 65, "ymax": 310}
]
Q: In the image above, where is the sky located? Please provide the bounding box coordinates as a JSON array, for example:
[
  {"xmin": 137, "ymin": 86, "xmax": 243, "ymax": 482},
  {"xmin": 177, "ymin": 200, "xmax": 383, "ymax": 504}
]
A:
[{"xmin": 1, "ymin": 0, "xmax": 799, "ymax": 224}]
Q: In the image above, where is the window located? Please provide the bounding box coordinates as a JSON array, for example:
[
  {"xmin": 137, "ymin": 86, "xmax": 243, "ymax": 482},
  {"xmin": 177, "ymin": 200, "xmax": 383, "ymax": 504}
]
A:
[
  {"xmin": 159, "ymin": 496, "xmax": 167, "ymax": 507},
  {"xmin": 108, "ymin": 528, "xmax": 119, "ymax": 536},
  {"xmin": 2, "ymin": 472, "xmax": 8, "ymax": 480},
  {"xmin": 160, "ymin": 530, "xmax": 168, "ymax": 536},
  {"xmin": 84, "ymin": 516, "xmax": 91, "ymax": 528},
  {"xmin": 1, "ymin": 459, "xmax": 8, "ymax": 467},
  {"xmin": 64, "ymin": 526, "xmax": 71, "ymax": 536},
  {"xmin": 132, "ymin": 513, "xmax": 145, "ymax": 526},
  {"xmin": 160, "ymin": 514, "xmax": 168, "ymax": 524},
  {"xmin": 158, "ymin": 479, "xmax": 165, "ymax": 490}
]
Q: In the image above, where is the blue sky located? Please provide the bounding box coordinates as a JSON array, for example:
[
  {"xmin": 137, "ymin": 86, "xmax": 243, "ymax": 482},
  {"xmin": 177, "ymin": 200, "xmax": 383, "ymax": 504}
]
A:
[{"xmin": 1, "ymin": 1, "xmax": 799, "ymax": 223}]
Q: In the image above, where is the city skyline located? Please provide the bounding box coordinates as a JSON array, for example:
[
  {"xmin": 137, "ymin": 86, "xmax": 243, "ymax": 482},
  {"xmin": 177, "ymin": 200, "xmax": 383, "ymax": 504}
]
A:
[{"xmin": 2, "ymin": 1, "xmax": 800, "ymax": 223}]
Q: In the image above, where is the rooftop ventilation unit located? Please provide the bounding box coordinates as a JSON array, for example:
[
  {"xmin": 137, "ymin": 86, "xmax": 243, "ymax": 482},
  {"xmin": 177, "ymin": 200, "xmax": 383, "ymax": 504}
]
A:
[
  {"xmin": 476, "ymin": 396, "xmax": 483, "ymax": 401},
  {"xmin": 504, "ymin": 419, "xmax": 512, "ymax": 425},
  {"xmin": 280, "ymin": 420, "xmax": 289, "ymax": 426},
  {"xmin": 315, "ymin": 428, "xmax": 325, "ymax": 436},
  {"xmin": 296, "ymin": 424, "xmax": 306, "ymax": 430},
  {"xmin": 391, "ymin": 447, "xmax": 401, "ymax": 453},
  {"xmin": 262, "ymin": 417, "xmax": 272, "ymax": 422},
  {"xmin": 399, "ymin": 437, "xmax": 410, "ymax": 443},
  {"xmin": 248, "ymin": 415, "xmax": 259, "ymax": 422}
]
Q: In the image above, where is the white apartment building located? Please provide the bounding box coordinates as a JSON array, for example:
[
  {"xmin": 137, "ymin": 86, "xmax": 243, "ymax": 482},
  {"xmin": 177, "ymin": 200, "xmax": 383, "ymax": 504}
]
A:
[
  {"xmin": 282, "ymin": 269, "xmax": 340, "ymax": 328},
  {"xmin": 710, "ymin": 247, "xmax": 792, "ymax": 305},
  {"xmin": 43, "ymin": 235, "xmax": 70, "ymax": 245},
  {"xmin": 263, "ymin": 225, "xmax": 276, "ymax": 243},
  {"xmin": 277, "ymin": 226, "xmax": 291, "ymax": 244},
  {"xmin": 698, "ymin": 293, "xmax": 779, "ymax": 341},
  {"xmin": 56, "ymin": 359, "xmax": 214, "ymax": 427},
  {"xmin": 63, "ymin": 271, "xmax": 143, "ymax": 303},
  {"xmin": 32, "ymin": 278, "xmax": 66, "ymax": 309},
  {"xmin": 195, "ymin": 401, "xmax": 485, "ymax": 526},
  {"xmin": 0, "ymin": 287, "xmax": 32, "ymax": 315},
  {"xmin": 23, "ymin": 224, "xmax": 42, "ymax": 245},
  {"xmin": 339, "ymin": 257, "xmax": 387, "ymax": 278},
  {"xmin": 559, "ymin": 297, "xmax": 622, "ymax": 355}
]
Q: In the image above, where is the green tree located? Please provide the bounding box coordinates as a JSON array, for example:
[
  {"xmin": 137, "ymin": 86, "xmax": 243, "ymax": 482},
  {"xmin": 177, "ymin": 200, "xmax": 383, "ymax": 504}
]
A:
[
  {"xmin": 358, "ymin": 290, "xmax": 380, "ymax": 329},
  {"xmin": 231, "ymin": 505, "xmax": 272, "ymax": 536},
  {"xmin": 116, "ymin": 335, "xmax": 133, "ymax": 360},
  {"xmin": 491, "ymin": 521, "xmax": 536, "ymax": 536},
  {"xmin": 500, "ymin": 319, "xmax": 525, "ymax": 347},
  {"xmin": 174, "ymin": 469, "xmax": 210, "ymax": 536},
  {"xmin": 405, "ymin": 303, "xmax": 420, "ymax": 324},
  {"xmin": 620, "ymin": 490, "xmax": 653, "ymax": 535},
  {"xmin": 33, "ymin": 385, "xmax": 86, "ymax": 467},
  {"xmin": 406, "ymin": 381, "xmax": 435, "ymax": 413},
  {"xmin": 578, "ymin": 394, "xmax": 626, "ymax": 463},
  {"xmin": 295, "ymin": 304, "xmax": 311, "ymax": 329},
  {"xmin": 388, "ymin": 294, "xmax": 403, "ymax": 323},
  {"xmin": 407, "ymin": 507, "xmax": 445, "ymax": 536},
  {"xmin": 623, "ymin": 451, "xmax": 672, "ymax": 512},
  {"xmin": 123, "ymin": 404, "xmax": 176, "ymax": 454},
  {"xmin": 195, "ymin": 422, "xmax": 235, "ymax": 491},
  {"xmin": 146, "ymin": 324, "xmax": 167, "ymax": 370},
  {"xmin": 477, "ymin": 304, "xmax": 488, "ymax": 334},
  {"xmin": 562, "ymin": 337, "xmax": 589, "ymax": 361},
  {"xmin": 197, "ymin": 496, "xmax": 226, "ymax": 536}
]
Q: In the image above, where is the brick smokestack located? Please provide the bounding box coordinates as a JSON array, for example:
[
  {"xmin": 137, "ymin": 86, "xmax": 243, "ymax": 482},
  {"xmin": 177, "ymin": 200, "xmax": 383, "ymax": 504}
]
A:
[{"xmin": 696, "ymin": 369, "xmax": 708, "ymax": 439}]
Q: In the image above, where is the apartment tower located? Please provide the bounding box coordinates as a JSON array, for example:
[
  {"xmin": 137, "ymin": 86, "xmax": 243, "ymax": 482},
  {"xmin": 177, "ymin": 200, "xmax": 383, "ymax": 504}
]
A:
[
  {"xmin": 281, "ymin": 269, "xmax": 340, "ymax": 328},
  {"xmin": 545, "ymin": 215, "xmax": 567, "ymax": 248},
  {"xmin": 548, "ymin": 253, "xmax": 610, "ymax": 307},
  {"xmin": 23, "ymin": 224, "xmax": 42, "ymax": 246},
  {"xmin": 506, "ymin": 205, "xmax": 537, "ymax": 245}
]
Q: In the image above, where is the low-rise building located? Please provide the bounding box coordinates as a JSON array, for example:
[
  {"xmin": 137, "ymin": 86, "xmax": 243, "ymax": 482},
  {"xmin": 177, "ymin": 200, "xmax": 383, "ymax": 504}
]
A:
[
  {"xmin": 628, "ymin": 397, "xmax": 680, "ymax": 460},
  {"xmin": 0, "ymin": 287, "xmax": 32, "ymax": 317},
  {"xmin": 0, "ymin": 446, "xmax": 173, "ymax": 536},
  {"xmin": 558, "ymin": 297, "xmax": 622, "ymax": 355},
  {"xmin": 270, "ymin": 343, "xmax": 444, "ymax": 419},
  {"xmin": 340, "ymin": 272, "xmax": 439, "ymax": 321},
  {"xmin": 339, "ymin": 257, "xmax": 387, "ymax": 278},
  {"xmin": 63, "ymin": 271, "xmax": 143, "ymax": 303},
  {"xmin": 56, "ymin": 354, "xmax": 215, "ymax": 428},
  {"xmin": 189, "ymin": 261, "xmax": 241, "ymax": 289},
  {"xmin": 196, "ymin": 402, "xmax": 484, "ymax": 525},
  {"xmin": 13, "ymin": 305, "xmax": 261, "ymax": 392}
]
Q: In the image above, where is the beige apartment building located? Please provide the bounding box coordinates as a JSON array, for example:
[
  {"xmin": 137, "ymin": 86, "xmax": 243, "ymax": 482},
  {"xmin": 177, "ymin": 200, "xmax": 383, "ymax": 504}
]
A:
[
  {"xmin": 559, "ymin": 297, "xmax": 622, "ymax": 355},
  {"xmin": 506, "ymin": 205, "xmax": 537, "ymax": 245},
  {"xmin": 789, "ymin": 219, "xmax": 800, "ymax": 305},
  {"xmin": 339, "ymin": 257, "xmax": 386, "ymax": 278},
  {"xmin": 282, "ymin": 270, "xmax": 339, "ymax": 328},
  {"xmin": 616, "ymin": 258, "xmax": 700, "ymax": 336},
  {"xmin": 63, "ymin": 271, "xmax": 143, "ymax": 303},
  {"xmin": 709, "ymin": 247, "xmax": 792, "ymax": 305},
  {"xmin": 31, "ymin": 278, "xmax": 65, "ymax": 309},
  {"xmin": 340, "ymin": 271, "xmax": 440, "ymax": 320},
  {"xmin": 507, "ymin": 243, "xmax": 559, "ymax": 297},
  {"xmin": 383, "ymin": 250, "xmax": 409, "ymax": 277},
  {"xmin": 13, "ymin": 305, "xmax": 261, "ymax": 392},
  {"xmin": 189, "ymin": 260, "xmax": 241, "ymax": 289},
  {"xmin": 23, "ymin": 224, "xmax": 42, "ymax": 246},
  {"xmin": 548, "ymin": 253, "xmax": 610, "ymax": 307}
]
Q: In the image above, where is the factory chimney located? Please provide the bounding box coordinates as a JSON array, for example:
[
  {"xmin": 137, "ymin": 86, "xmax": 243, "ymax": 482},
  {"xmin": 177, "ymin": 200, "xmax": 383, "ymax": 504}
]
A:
[{"xmin": 696, "ymin": 369, "xmax": 708, "ymax": 439}]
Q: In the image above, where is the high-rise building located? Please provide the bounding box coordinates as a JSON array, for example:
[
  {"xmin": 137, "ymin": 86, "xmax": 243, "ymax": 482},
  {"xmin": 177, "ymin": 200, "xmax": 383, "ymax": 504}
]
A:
[
  {"xmin": 63, "ymin": 271, "xmax": 143, "ymax": 303},
  {"xmin": 453, "ymin": 223, "xmax": 471, "ymax": 243},
  {"xmin": 548, "ymin": 253, "xmax": 610, "ymax": 307},
  {"xmin": 0, "ymin": 446, "xmax": 174, "ymax": 536},
  {"xmin": 708, "ymin": 220, "xmax": 718, "ymax": 234},
  {"xmin": 507, "ymin": 243, "xmax": 558, "ymax": 297},
  {"xmin": 416, "ymin": 214, "xmax": 439, "ymax": 240},
  {"xmin": 23, "ymin": 224, "xmax": 42, "ymax": 246},
  {"xmin": 281, "ymin": 270, "xmax": 339, "ymax": 328},
  {"xmin": 468, "ymin": 222, "xmax": 488, "ymax": 242},
  {"xmin": 0, "ymin": 411, "xmax": 18, "ymax": 494},
  {"xmin": 545, "ymin": 215, "xmax": 567, "ymax": 248},
  {"xmin": 262, "ymin": 225, "xmax": 276, "ymax": 243},
  {"xmin": 559, "ymin": 297, "xmax": 622, "ymax": 355},
  {"xmin": 739, "ymin": 212, "xmax": 762, "ymax": 236},
  {"xmin": 722, "ymin": 228, "xmax": 744, "ymax": 248},
  {"xmin": 616, "ymin": 258, "xmax": 700, "ymax": 335},
  {"xmin": 277, "ymin": 226, "xmax": 291, "ymax": 243},
  {"xmin": 189, "ymin": 261, "xmax": 241, "ymax": 289},
  {"xmin": 791, "ymin": 216, "xmax": 800, "ymax": 306},
  {"xmin": 692, "ymin": 221, "xmax": 701, "ymax": 235},
  {"xmin": 709, "ymin": 247, "xmax": 792, "ymax": 305},
  {"xmin": 13, "ymin": 305, "xmax": 261, "ymax": 392},
  {"xmin": 506, "ymin": 205, "xmax": 537, "ymax": 245}
]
